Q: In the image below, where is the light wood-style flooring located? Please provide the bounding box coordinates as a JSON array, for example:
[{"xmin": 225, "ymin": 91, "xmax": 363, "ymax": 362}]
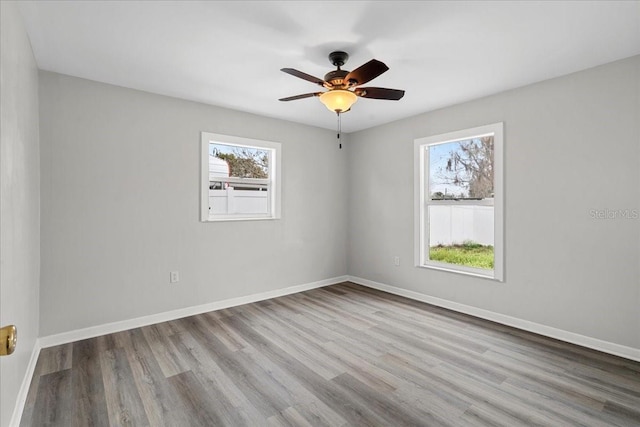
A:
[{"xmin": 20, "ymin": 282, "xmax": 640, "ymax": 426}]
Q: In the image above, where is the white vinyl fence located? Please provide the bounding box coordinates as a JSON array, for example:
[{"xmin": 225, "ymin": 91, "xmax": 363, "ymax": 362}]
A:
[
  {"xmin": 429, "ymin": 205, "xmax": 494, "ymax": 246},
  {"xmin": 209, "ymin": 188, "xmax": 268, "ymax": 215}
]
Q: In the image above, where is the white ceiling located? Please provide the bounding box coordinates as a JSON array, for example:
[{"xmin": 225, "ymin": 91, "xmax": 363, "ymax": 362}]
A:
[{"xmin": 17, "ymin": 1, "xmax": 640, "ymax": 133}]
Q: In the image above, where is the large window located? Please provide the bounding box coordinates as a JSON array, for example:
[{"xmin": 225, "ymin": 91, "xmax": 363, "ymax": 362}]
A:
[
  {"xmin": 201, "ymin": 132, "xmax": 281, "ymax": 221},
  {"xmin": 414, "ymin": 123, "xmax": 504, "ymax": 280}
]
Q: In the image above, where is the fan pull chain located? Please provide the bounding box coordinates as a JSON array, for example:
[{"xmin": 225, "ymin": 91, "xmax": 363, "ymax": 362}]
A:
[{"xmin": 337, "ymin": 112, "xmax": 342, "ymax": 149}]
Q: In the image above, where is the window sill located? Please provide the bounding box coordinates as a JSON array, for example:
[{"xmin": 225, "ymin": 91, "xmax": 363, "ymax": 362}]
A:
[
  {"xmin": 417, "ymin": 262, "xmax": 503, "ymax": 282},
  {"xmin": 204, "ymin": 215, "xmax": 280, "ymax": 222}
]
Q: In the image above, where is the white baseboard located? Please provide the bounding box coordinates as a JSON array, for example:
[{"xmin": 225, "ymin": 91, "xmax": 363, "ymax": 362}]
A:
[
  {"xmin": 39, "ymin": 275, "xmax": 349, "ymax": 349},
  {"xmin": 348, "ymin": 275, "xmax": 640, "ymax": 363},
  {"xmin": 10, "ymin": 339, "xmax": 41, "ymax": 427}
]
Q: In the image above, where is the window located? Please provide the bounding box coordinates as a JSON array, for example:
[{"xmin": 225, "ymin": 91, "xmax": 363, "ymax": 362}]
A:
[
  {"xmin": 201, "ymin": 132, "xmax": 281, "ymax": 221},
  {"xmin": 414, "ymin": 123, "xmax": 504, "ymax": 280}
]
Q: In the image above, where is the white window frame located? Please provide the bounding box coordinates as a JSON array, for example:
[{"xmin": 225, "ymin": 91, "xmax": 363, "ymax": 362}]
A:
[
  {"xmin": 201, "ymin": 132, "xmax": 281, "ymax": 222},
  {"xmin": 414, "ymin": 122, "xmax": 504, "ymax": 281}
]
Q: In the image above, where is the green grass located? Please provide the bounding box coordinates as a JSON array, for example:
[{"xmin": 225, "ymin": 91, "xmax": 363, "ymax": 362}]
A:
[{"xmin": 429, "ymin": 241, "xmax": 494, "ymax": 269}]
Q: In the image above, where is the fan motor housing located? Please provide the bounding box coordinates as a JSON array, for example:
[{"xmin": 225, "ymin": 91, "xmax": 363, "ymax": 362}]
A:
[{"xmin": 324, "ymin": 69, "xmax": 349, "ymax": 87}]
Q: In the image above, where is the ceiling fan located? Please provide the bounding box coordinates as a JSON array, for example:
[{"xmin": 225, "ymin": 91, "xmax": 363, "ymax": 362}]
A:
[{"xmin": 279, "ymin": 51, "xmax": 405, "ymax": 114}]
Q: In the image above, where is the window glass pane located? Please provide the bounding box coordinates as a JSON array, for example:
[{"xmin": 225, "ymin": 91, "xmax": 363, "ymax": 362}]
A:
[
  {"xmin": 427, "ymin": 205, "xmax": 494, "ymax": 270},
  {"xmin": 429, "ymin": 137, "xmax": 494, "ymax": 200},
  {"xmin": 210, "ymin": 143, "xmax": 269, "ymax": 179},
  {"xmin": 208, "ymin": 142, "xmax": 270, "ymax": 215}
]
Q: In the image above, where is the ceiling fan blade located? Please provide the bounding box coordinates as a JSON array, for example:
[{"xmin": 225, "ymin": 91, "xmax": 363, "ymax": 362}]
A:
[
  {"xmin": 279, "ymin": 92, "xmax": 322, "ymax": 101},
  {"xmin": 344, "ymin": 59, "xmax": 389, "ymax": 87},
  {"xmin": 280, "ymin": 68, "xmax": 328, "ymax": 87},
  {"xmin": 355, "ymin": 87, "xmax": 405, "ymax": 100}
]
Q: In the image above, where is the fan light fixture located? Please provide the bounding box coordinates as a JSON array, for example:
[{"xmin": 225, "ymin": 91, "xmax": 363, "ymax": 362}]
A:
[
  {"xmin": 280, "ymin": 51, "xmax": 405, "ymax": 148},
  {"xmin": 319, "ymin": 89, "xmax": 358, "ymax": 113}
]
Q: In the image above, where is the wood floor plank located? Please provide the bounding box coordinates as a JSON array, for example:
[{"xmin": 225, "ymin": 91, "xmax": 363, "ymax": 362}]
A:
[
  {"xmin": 139, "ymin": 323, "xmax": 189, "ymax": 378},
  {"xmin": 373, "ymin": 320, "xmax": 509, "ymax": 385},
  {"xmin": 434, "ymin": 363, "xmax": 570, "ymax": 426},
  {"xmin": 169, "ymin": 329, "xmax": 260, "ymax": 425},
  {"xmin": 225, "ymin": 312, "xmax": 406, "ymax": 426},
  {"xmin": 172, "ymin": 329, "xmax": 253, "ymax": 407},
  {"xmin": 331, "ymin": 372, "xmax": 452, "ymax": 426},
  {"xmin": 334, "ymin": 338, "xmax": 471, "ymax": 421},
  {"xmin": 460, "ymin": 402, "xmax": 547, "ymax": 427},
  {"xmin": 499, "ymin": 378, "xmax": 625, "ymax": 427},
  {"xmin": 178, "ymin": 314, "xmax": 292, "ymax": 418},
  {"xmin": 167, "ymin": 370, "xmax": 225, "ymax": 427},
  {"xmin": 96, "ymin": 333, "xmax": 119, "ymax": 353},
  {"xmin": 71, "ymin": 338, "xmax": 110, "ymax": 427},
  {"xmin": 20, "ymin": 282, "xmax": 640, "ymax": 426},
  {"xmin": 100, "ymin": 348, "xmax": 150, "ymax": 427},
  {"xmin": 320, "ymin": 340, "xmax": 398, "ymax": 393},
  {"xmin": 252, "ymin": 300, "xmax": 334, "ymax": 347},
  {"xmin": 601, "ymin": 400, "xmax": 640, "ymax": 426},
  {"xmin": 202, "ymin": 311, "xmax": 250, "ymax": 351},
  {"xmin": 482, "ymin": 349, "xmax": 611, "ymax": 409},
  {"xmin": 380, "ymin": 352, "xmax": 473, "ymax": 411},
  {"xmin": 298, "ymin": 294, "xmax": 379, "ymax": 331},
  {"xmin": 30, "ymin": 370, "xmax": 73, "ymax": 427},
  {"xmin": 267, "ymin": 407, "xmax": 315, "ymax": 427},
  {"xmin": 36, "ymin": 343, "xmax": 73, "ymax": 376},
  {"xmin": 123, "ymin": 328, "xmax": 191, "ymax": 426},
  {"xmin": 239, "ymin": 342, "xmax": 349, "ymax": 427},
  {"xmin": 247, "ymin": 312, "xmax": 348, "ymax": 380}
]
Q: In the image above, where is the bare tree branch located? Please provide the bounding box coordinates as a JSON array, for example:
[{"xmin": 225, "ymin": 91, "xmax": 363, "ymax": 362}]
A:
[
  {"xmin": 213, "ymin": 147, "xmax": 269, "ymax": 179},
  {"xmin": 436, "ymin": 136, "xmax": 494, "ymax": 199}
]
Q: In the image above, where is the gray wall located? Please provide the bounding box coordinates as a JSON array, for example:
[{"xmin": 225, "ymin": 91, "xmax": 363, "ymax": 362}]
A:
[
  {"xmin": 39, "ymin": 72, "xmax": 348, "ymax": 336},
  {"xmin": 0, "ymin": 2, "xmax": 41, "ymax": 426},
  {"xmin": 35, "ymin": 52, "xmax": 640, "ymax": 352},
  {"xmin": 348, "ymin": 56, "xmax": 640, "ymax": 349}
]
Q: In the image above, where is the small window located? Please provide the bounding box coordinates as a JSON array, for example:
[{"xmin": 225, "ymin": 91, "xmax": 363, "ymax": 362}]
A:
[
  {"xmin": 414, "ymin": 123, "xmax": 504, "ymax": 280},
  {"xmin": 201, "ymin": 132, "xmax": 281, "ymax": 221}
]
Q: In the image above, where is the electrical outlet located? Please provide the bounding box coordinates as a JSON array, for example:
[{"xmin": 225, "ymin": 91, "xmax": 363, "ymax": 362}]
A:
[
  {"xmin": 394, "ymin": 256, "xmax": 400, "ymax": 267},
  {"xmin": 170, "ymin": 271, "xmax": 179, "ymax": 283}
]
